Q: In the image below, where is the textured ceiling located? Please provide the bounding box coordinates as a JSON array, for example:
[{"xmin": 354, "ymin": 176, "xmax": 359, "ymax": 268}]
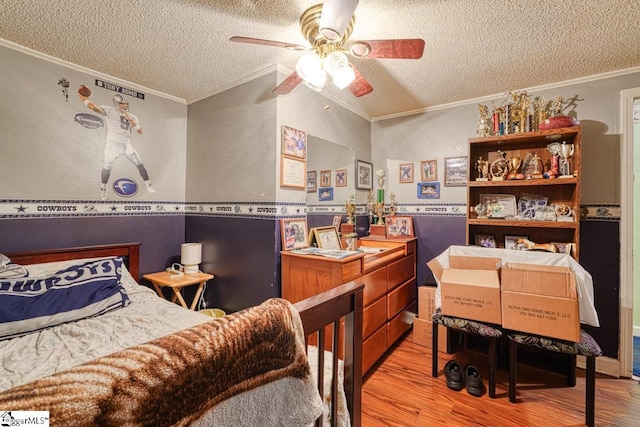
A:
[{"xmin": 2, "ymin": 0, "xmax": 640, "ymax": 120}]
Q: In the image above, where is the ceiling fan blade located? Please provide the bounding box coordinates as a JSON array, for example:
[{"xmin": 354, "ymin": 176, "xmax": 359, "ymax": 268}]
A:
[
  {"xmin": 350, "ymin": 39, "xmax": 425, "ymax": 59},
  {"xmin": 348, "ymin": 65, "xmax": 373, "ymax": 97},
  {"xmin": 230, "ymin": 36, "xmax": 306, "ymax": 51},
  {"xmin": 273, "ymin": 71, "xmax": 303, "ymax": 95}
]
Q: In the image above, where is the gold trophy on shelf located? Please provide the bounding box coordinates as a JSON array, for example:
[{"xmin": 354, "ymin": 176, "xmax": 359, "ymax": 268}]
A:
[{"xmin": 507, "ymin": 155, "xmax": 522, "ymax": 180}]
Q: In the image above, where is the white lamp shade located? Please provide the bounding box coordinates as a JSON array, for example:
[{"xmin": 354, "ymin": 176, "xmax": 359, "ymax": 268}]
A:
[
  {"xmin": 332, "ymin": 65, "xmax": 356, "ymax": 89},
  {"xmin": 181, "ymin": 243, "xmax": 202, "ymax": 274},
  {"xmin": 319, "ymin": 0, "xmax": 358, "ymax": 41},
  {"xmin": 296, "ymin": 54, "xmax": 326, "ymax": 90}
]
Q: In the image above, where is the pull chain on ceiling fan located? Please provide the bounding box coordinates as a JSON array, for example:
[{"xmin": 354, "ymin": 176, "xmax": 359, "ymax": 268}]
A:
[{"xmin": 230, "ymin": 0, "xmax": 425, "ymax": 97}]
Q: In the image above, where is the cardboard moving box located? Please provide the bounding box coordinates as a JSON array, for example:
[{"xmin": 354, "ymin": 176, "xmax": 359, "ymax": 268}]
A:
[
  {"xmin": 440, "ymin": 268, "xmax": 501, "ymax": 324},
  {"xmin": 418, "ymin": 285, "xmax": 438, "ymax": 319},
  {"xmin": 413, "ymin": 316, "xmax": 448, "ymax": 350},
  {"xmin": 501, "ymin": 263, "xmax": 580, "ymax": 342}
]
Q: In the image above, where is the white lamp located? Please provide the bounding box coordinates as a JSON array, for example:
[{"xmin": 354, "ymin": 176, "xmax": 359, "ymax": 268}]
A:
[{"xmin": 181, "ymin": 243, "xmax": 202, "ymax": 274}]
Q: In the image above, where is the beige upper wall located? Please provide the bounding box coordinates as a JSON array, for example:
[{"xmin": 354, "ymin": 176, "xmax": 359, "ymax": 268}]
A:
[
  {"xmin": 373, "ymin": 72, "xmax": 640, "ymax": 205},
  {"xmin": 0, "ymin": 44, "xmax": 187, "ymax": 202}
]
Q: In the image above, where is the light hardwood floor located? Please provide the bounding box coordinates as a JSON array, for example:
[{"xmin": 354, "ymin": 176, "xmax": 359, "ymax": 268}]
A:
[{"xmin": 361, "ymin": 330, "xmax": 640, "ymax": 426}]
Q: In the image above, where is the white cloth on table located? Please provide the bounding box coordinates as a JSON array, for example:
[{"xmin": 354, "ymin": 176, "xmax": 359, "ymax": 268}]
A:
[{"xmin": 431, "ymin": 245, "xmax": 599, "ymax": 327}]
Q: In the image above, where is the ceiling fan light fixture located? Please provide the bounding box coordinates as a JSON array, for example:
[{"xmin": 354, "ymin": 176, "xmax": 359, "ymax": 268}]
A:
[
  {"xmin": 325, "ymin": 51, "xmax": 349, "ymax": 77},
  {"xmin": 319, "ymin": 0, "xmax": 358, "ymax": 41},
  {"xmin": 296, "ymin": 53, "xmax": 326, "ymax": 90},
  {"xmin": 332, "ymin": 65, "xmax": 356, "ymax": 89},
  {"xmin": 350, "ymin": 41, "xmax": 371, "ymax": 58}
]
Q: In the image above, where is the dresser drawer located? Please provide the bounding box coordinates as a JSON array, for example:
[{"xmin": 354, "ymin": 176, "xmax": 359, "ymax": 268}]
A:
[
  {"xmin": 362, "ymin": 324, "xmax": 388, "ymax": 374},
  {"xmin": 387, "ymin": 255, "xmax": 415, "ymax": 291},
  {"xmin": 388, "ymin": 301, "xmax": 417, "ymax": 345},
  {"xmin": 341, "ymin": 258, "xmax": 363, "ymax": 282},
  {"xmin": 359, "ymin": 266, "xmax": 387, "ymax": 306},
  {"xmin": 387, "ymin": 278, "xmax": 417, "ymax": 319},
  {"xmin": 363, "ymin": 295, "xmax": 387, "ymax": 339}
]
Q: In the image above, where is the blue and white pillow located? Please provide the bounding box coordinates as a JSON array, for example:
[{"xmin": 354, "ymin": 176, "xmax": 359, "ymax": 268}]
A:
[{"xmin": 0, "ymin": 257, "xmax": 130, "ymax": 340}]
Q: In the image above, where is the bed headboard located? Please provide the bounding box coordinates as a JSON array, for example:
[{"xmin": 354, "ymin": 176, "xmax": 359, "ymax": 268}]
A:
[{"xmin": 5, "ymin": 243, "xmax": 141, "ymax": 280}]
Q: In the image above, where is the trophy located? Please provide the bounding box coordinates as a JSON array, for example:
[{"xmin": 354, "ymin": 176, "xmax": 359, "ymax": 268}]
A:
[
  {"xmin": 507, "ymin": 156, "xmax": 522, "ymax": 180},
  {"xmin": 530, "ymin": 153, "xmax": 544, "ymax": 178},
  {"xmin": 476, "ymin": 156, "xmax": 489, "ymax": 181},
  {"xmin": 559, "ymin": 141, "xmax": 574, "ymax": 178},
  {"xmin": 489, "ymin": 150, "xmax": 508, "ymax": 181},
  {"xmin": 345, "ymin": 195, "xmax": 356, "ymax": 225}
]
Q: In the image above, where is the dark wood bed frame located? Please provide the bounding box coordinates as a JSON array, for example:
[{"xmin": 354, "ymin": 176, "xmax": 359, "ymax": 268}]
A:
[{"xmin": 7, "ymin": 242, "xmax": 363, "ymax": 427}]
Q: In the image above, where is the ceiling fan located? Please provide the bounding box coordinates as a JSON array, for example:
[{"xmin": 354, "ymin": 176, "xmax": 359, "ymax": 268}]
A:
[{"xmin": 230, "ymin": 0, "xmax": 425, "ymax": 97}]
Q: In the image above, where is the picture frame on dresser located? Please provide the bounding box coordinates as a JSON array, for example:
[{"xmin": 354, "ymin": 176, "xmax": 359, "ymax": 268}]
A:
[
  {"xmin": 385, "ymin": 216, "xmax": 414, "ymax": 238},
  {"xmin": 309, "ymin": 226, "xmax": 342, "ymax": 250},
  {"xmin": 281, "ymin": 219, "xmax": 309, "ymax": 251}
]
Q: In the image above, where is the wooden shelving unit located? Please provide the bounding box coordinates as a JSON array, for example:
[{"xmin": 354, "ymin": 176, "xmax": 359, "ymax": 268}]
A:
[{"xmin": 467, "ymin": 126, "xmax": 581, "ymax": 259}]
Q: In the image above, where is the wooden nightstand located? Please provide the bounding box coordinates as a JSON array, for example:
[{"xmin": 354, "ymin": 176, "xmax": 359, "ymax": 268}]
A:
[{"xmin": 143, "ymin": 271, "xmax": 214, "ymax": 310}]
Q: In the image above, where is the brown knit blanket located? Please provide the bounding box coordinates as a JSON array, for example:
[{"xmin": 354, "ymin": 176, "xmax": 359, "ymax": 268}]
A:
[{"xmin": 0, "ymin": 298, "xmax": 317, "ymax": 426}]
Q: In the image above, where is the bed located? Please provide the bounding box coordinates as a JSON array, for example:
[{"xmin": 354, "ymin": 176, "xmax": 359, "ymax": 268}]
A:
[{"xmin": 0, "ymin": 243, "xmax": 362, "ymax": 427}]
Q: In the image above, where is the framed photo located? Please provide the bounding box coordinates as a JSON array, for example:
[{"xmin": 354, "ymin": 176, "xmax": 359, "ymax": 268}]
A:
[
  {"xmin": 306, "ymin": 170, "xmax": 317, "ymax": 193},
  {"xmin": 335, "ymin": 169, "xmax": 347, "ymax": 187},
  {"xmin": 332, "ymin": 215, "xmax": 342, "ymax": 230},
  {"xmin": 385, "ymin": 216, "xmax": 414, "ymax": 238},
  {"xmin": 417, "ymin": 182, "xmax": 440, "ymax": 199},
  {"xmin": 420, "ymin": 159, "xmax": 437, "ymax": 181},
  {"xmin": 552, "ymin": 242, "xmax": 574, "ymax": 255},
  {"xmin": 475, "ymin": 233, "xmax": 497, "ymax": 248},
  {"xmin": 281, "ymin": 125, "xmax": 307, "ymax": 159},
  {"xmin": 399, "ymin": 163, "xmax": 414, "ymax": 183},
  {"xmin": 310, "ymin": 226, "xmax": 342, "ymax": 250},
  {"xmin": 280, "ymin": 219, "xmax": 308, "ymax": 251},
  {"xmin": 355, "ymin": 159, "xmax": 373, "ymax": 190},
  {"xmin": 280, "ymin": 155, "xmax": 306, "ymax": 189},
  {"xmin": 505, "ymin": 235, "xmax": 529, "ymax": 250},
  {"xmin": 479, "ymin": 194, "xmax": 517, "ymax": 218},
  {"xmin": 320, "ymin": 170, "xmax": 331, "ymax": 187},
  {"xmin": 444, "ymin": 156, "xmax": 468, "ymax": 187},
  {"xmin": 318, "ymin": 187, "xmax": 333, "ymax": 201}
]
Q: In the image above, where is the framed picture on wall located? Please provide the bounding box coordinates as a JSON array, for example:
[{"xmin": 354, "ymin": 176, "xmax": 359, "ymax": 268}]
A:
[
  {"xmin": 320, "ymin": 170, "xmax": 331, "ymax": 187},
  {"xmin": 335, "ymin": 169, "xmax": 347, "ymax": 187},
  {"xmin": 420, "ymin": 159, "xmax": 437, "ymax": 181},
  {"xmin": 318, "ymin": 187, "xmax": 333, "ymax": 201},
  {"xmin": 281, "ymin": 125, "xmax": 307, "ymax": 159},
  {"xmin": 417, "ymin": 181, "xmax": 440, "ymax": 199},
  {"xmin": 355, "ymin": 159, "xmax": 373, "ymax": 190},
  {"xmin": 444, "ymin": 156, "xmax": 468, "ymax": 186},
  {"xmin": 306, "ymin": 170, "xmax": 317, "ymax": 193},
  {"xmin": 399, "ymin": 163, "xmax": 414, "ymax": 183},
  {"xmin": 280, "ymin": 218, "xmax": 308, "ymax": 251},
  {"xmin": 280, "ymin": 155, "xmax": 306, "ymax": 189}
]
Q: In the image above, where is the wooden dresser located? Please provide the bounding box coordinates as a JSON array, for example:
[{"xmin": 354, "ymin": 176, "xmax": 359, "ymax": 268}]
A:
[{"xmin": 281, "ymin": 236, "xmax": 417, "ymax": 374}]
